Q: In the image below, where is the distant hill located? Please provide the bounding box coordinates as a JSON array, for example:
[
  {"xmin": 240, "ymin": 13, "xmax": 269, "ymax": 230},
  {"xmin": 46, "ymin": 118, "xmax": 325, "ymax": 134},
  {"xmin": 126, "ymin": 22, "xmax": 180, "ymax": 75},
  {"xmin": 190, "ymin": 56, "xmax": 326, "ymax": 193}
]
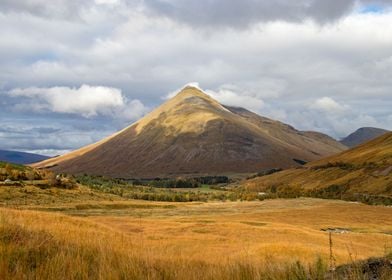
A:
[
  {"xmin": 0, "ymin": 150, "xmax": 49, "ymax": 164},
  {"xmin": 243, "ymin": 132, "xmax": 392, "ymax": 202},
  {"xmin": 340, "ymin": 127, "xmax": 389, "ymax": 147},
  {"xmin": 33, "ymin": 86, "xmax": 346, "ymax": 178}
]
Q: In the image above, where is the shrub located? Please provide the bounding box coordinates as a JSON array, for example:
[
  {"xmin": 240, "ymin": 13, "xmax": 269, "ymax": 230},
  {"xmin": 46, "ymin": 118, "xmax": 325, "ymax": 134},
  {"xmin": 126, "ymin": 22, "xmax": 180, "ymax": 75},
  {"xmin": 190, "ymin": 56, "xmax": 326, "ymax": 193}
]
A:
[
  {"xmin": 246, "ymin": 169, "xmax": 282, "ymax": 180},
  {"xmin": 310, "ymin": 184, "xmax": 350, "ymax": 199},
  {"xmin": 311, "ymin": 162, "xmax": 356, "ymax": 171}
]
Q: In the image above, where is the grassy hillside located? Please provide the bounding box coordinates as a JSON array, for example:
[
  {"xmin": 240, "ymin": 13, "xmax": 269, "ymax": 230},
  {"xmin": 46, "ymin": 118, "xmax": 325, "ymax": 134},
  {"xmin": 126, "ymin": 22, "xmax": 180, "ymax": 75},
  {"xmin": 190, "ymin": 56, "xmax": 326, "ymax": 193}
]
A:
[{"xmin": 243, "ymin": 132, "xmax": 392, "ymax": 204}]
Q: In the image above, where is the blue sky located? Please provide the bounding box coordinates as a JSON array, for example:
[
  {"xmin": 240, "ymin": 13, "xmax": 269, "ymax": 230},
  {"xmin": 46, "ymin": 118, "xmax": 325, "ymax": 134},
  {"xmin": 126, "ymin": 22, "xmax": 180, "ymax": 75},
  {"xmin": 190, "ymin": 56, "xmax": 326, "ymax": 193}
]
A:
[
  {"xmin": 0, "ymin": 0, "xmax": 391, "ymax": 156},
  {"xmin": 360, "ymin": 4, "xmax": 384, "ymax": 13}
]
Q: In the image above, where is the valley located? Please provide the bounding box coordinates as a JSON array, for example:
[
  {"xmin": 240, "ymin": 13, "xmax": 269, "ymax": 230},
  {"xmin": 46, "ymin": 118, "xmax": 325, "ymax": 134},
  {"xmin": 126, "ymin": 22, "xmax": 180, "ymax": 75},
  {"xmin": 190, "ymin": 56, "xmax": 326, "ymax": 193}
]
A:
[
  {"xmin": 32, "ymin": 87, "xmax": 346, "ymax": 178},
  {"xmin": 2, "ymin": 0, "xmax": 392, "ymax": 278},
  {"xmin": 1, "ymin": 190, "xmax": 392, "ymax": 279},
  {"xmin": 1, "ymin": 88, "xmax": 391, "ymax": 278}
]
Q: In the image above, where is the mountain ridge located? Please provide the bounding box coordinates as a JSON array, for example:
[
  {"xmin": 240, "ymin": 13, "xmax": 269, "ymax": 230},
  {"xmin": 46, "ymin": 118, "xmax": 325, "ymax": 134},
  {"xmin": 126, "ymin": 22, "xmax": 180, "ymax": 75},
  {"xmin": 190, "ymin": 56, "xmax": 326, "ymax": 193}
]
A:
[
  {"xmin": 0, "ymin": 149, "xmax": 49, "ymax": 165},
  {"xmin": 33, "ymin": 86, "xmax": 347, "ymax": 178},
  {"xmin": 340, "ymin": 127, "xmax": 389, "ymax": 147}
]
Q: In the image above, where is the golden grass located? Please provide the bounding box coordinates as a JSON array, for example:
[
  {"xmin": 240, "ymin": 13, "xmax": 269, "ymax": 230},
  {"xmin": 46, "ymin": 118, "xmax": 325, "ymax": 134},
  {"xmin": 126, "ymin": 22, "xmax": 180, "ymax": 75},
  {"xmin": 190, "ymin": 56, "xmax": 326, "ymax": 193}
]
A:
[
  {"xmin": 0, "ymin": 185, "xmax": 124, "ymax": 207},
  {"xmin": 85, "ymin": 199, "xmax": 392, "ymax": 264},
  {"xmin": 310, "ymin": 132, "xmax": 392, "ymax": 166},
  {"xmin": 243, "ymin": 133, "xmax": 392, "ymax": 197},
  {"xmin": 244, "ymin": 166, "xmax": 392, "ymax": 196},
  {"xmin": 1, "ymin": 196, "xmax": 391, "ymax": 279}
]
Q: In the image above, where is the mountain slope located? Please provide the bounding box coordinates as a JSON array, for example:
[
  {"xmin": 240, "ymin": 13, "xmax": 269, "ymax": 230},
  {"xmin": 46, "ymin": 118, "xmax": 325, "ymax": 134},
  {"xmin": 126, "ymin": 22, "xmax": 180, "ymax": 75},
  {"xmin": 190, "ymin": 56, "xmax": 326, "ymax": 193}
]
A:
[
  {"xmin": 33, "ymin": 86, "xmax": 346, "ymax": 178},
  {"xmin": 0, "ymin": 150, "xmax": 49, "ymax": 164},
  {"xmin": 243, "ymin": 132, "xmax": 392, "ymax": 198},
  {"xmin": 340, "ymin": 127, "xmax": 389, "ymax": 147}
]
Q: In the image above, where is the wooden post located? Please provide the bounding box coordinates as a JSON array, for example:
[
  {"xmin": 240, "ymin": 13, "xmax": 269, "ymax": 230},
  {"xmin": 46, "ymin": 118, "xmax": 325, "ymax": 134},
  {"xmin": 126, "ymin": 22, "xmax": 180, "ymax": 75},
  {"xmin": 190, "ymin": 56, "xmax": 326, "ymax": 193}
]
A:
[{"xmin": 329, "ymin": 231, "xmax": 336, "ymax": 277}]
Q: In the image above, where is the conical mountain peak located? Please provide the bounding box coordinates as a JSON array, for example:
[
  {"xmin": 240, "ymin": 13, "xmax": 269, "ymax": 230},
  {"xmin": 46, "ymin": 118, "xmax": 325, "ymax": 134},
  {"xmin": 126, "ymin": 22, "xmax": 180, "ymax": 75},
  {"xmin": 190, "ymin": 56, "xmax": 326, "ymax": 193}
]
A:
[
  {"xmin": 33, "ymin": 85, "xmax": 347, "ymax": 178},
  {"xmin": 177, "ymin": 85, "xmax": 205, "ymax": 95},
  {"xmin": 171, "ymin": 85, "xmax": 216, "ymax": 104},
  {"xmin": 132, "ymin": 86, "xmax": 229, "ymax": 135}
]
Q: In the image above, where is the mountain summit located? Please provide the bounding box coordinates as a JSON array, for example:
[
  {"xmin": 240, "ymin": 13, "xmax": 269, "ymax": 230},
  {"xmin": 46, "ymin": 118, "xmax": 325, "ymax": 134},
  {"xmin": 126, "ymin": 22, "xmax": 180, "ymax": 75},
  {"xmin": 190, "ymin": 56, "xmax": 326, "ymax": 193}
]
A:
[
  {"xmin": 33, "ymin": 86, "xmax": 346, "ymax": 178},
  {"xmin": 340, "ymin": 127, "xmax": 389, "ymax": 148}
]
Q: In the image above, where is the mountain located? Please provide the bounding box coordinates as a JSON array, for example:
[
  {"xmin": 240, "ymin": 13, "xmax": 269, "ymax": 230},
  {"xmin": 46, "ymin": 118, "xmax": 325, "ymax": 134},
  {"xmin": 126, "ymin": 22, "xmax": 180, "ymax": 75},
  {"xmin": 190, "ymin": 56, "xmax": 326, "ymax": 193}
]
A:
[
  {"xmin": 340, "ymin": 127, "xmax": 389, "ymax": 148},
  {"xmin": 243, "ymin": 132, "xmax": 392, "ymax": 198},
  {"xmin": 0, "ymin": 150, "xmax": 49, "ymax": 165},
  {"xmin": 33, "ymin": 86, "xmax": 346, "ymax": 178}
]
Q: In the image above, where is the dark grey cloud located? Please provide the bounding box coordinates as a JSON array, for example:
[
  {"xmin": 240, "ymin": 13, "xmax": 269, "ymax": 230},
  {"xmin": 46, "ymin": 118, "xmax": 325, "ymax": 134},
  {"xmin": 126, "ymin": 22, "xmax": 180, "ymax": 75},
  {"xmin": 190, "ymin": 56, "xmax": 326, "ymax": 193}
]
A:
[
  {"xmin": 142, "ymin": 0, "xmax": 350, "ymax": 28},
  {"xmin": 0, "ymin": 0, "xmax": 94, "ymax": 19},
  {"xmin": 141, "ymin": 0, "xmax": 392, "ymax": 28},
  {"xmin": 3, "ymin": 0, "xmax": 391, "ymax": 27}
]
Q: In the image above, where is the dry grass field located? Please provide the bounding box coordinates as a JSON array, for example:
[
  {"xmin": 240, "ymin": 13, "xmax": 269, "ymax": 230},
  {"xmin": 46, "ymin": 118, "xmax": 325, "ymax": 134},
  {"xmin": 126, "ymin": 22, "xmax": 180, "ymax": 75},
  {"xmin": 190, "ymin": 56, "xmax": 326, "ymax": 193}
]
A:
[
  {"xmin": 86, "ymin": 198, "xmax": 392, "ymax": 264},
  {"xmin": 1, "ymin": 188, "xmax": 392, "ymax": 279}
]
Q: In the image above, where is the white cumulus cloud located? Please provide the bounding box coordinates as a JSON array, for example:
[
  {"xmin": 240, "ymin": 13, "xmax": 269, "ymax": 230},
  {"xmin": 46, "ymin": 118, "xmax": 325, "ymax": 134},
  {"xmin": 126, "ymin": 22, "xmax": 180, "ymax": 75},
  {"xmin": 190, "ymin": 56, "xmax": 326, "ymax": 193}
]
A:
[
  {"xmin": 206, "ymin": 87, "xmax": 265, "ymax": 113},
  {"xmin": 312, "ymin": 97, "xmax": 348, "ymax": 113},
  {"xmin": 8, "ymin": 84, "xmax": 148, "ymax": 120}
]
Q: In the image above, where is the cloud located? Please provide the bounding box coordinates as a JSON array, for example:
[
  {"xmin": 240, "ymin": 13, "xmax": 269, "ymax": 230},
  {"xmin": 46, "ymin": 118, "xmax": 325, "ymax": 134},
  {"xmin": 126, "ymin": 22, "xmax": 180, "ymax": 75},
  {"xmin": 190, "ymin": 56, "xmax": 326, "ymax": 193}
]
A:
[
  {"xmin": 0, "ymin": 0, "xmax": 93, "ymax": 19},
  {"xmin": 0, "ymin": 0, "xmax": 392, "ymax": 153},
  {"xmin": 95, "ymin": 0, "xmax": 119, "ymax": 5},
  {"xmin": 0, "ymin": 119, "xmax": 124, "ymax": 156},
  {"xmin": 2, "ymin": 0, "xmax": 391, "ymax": 28},
  {"xmin": 142, "ymin": 0, "xmax": 351, "ymax": 27},
  {"xmin": 141, "ymin": 0, "xmax": 392, "ymax": 28},
  {"xmin": 206, "ymin": 87, "xmax": 265, "ymax": 113},
  {"xmin": 8, "ymin": 85, "xmax": 148, "ymax": 119},
  {"xmin": 119, "ymin": 99, "xmax": 149, "ymax": 121},
  {"xmin": 268, "ymin": 97, "xmax": 385, "ymax": 138},
  {"xmin": 312, "ymin": 97, "xmax": 348, "ymax": 113}
]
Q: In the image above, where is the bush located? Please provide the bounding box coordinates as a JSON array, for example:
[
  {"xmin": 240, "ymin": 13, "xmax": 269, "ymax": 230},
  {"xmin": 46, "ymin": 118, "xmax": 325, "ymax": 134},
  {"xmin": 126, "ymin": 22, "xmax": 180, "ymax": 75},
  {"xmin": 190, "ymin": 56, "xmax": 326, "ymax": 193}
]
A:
[
  {"xmin": 148, "ymin": 178, "xmax": 200, "ymax": 188},
  {"xmin": 247, "ymin": 169, "xmax": 282, "ymax": 180},
  {"xmin": 310, "ymin": 184, "xmax": 350, "ymax": 199},
  {"xmin": 194, "ymin": 176, "xmax": 229, "ymax": 184},
  {"xmin": 311, "ymin": 161, "xmax": 356, "ymax": 171}
]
